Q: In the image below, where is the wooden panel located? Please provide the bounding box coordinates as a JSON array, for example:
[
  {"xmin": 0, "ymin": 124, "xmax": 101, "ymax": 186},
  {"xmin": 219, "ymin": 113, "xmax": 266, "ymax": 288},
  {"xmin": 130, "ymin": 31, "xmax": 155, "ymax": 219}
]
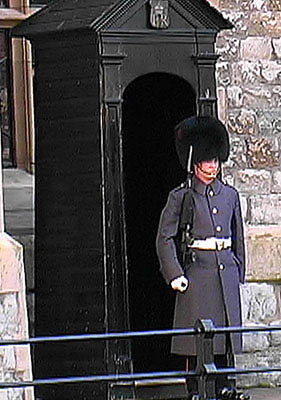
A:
[
  {"xmin": 36, "ymin": 353, "xmax": 106, "ymax": 372},
  {"xmin": 36, "ymin": 96, "xmax": 97, "ymax": 120},
  {"xmin": 36, "ymin": 44, "xmax": 96, "ymax": 64},
  {"xmin": 37, "ymin": 273, "xmax": 104, "ymax": 292},
  {"xmin": 35, "ymin": 78, "xmax": 98, "ymax": 102},
  {"xmin": 34, "ymin": 32, "xmax": 95, "ymax": 52},
  {"xmin": 34, "ymin": 34, "xmax": 106, "ymax": 400},
  {"xmin": 35, "ymin": 116, "xmax": 97, "ymax": 136}
]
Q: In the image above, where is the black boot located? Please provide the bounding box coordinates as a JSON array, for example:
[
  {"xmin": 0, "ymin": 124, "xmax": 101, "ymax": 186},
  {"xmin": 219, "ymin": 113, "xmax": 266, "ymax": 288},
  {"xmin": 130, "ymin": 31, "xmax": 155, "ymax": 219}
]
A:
[
  {"xmin": 217, "ymin": 387, "xmax": 250, "ymax": 400},
  {"xmin": 217, "ymin": 387, "xmax": 238, "ymax": 399},
  {"xmin": 235, "ymin": 391, "xmax": 250, "ymax": 400}
]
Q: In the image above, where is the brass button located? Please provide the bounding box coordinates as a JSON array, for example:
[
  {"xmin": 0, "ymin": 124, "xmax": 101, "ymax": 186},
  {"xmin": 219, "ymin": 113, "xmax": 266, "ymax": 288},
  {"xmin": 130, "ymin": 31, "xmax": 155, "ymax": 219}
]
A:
[
  {"xmin": 213, "ymin": 207, "xmax": 218, "ymax": 214},
  {"xmin": 219, "ymin": 264, "xmax": 225, "ymax": 271},
  {"xmin": 216, "ymin": 226, "xmax": 222, "ymax": 232}
]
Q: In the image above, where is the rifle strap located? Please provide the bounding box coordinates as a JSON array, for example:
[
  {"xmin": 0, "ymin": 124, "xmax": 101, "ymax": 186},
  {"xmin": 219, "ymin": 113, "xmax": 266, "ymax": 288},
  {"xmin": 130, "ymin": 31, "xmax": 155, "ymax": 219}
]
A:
[{"xmin": 179, "ymin": 188, "xmax": 194, "ymax": 231}]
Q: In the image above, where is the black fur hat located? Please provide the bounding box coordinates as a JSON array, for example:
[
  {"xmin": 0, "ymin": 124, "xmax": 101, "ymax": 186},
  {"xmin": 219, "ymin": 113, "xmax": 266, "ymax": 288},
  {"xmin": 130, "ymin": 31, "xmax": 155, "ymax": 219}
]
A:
[{"xmin": 175, "ymin": 115, "xmax": 230, "ymax": 169}]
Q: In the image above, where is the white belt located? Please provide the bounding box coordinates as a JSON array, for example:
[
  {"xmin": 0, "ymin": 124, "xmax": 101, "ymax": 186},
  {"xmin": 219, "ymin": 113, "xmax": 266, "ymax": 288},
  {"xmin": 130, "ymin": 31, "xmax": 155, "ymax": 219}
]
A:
[{"xmin": 188, "ymin": 237, "xmax": 232, "ymax": 251}]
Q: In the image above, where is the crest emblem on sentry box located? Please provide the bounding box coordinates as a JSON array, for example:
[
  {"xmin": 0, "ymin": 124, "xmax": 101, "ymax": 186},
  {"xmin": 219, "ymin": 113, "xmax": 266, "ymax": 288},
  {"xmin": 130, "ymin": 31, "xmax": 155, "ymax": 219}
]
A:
[{"xmin": 149, "ymin": 0, "xmax": 170, "ymax": 29}]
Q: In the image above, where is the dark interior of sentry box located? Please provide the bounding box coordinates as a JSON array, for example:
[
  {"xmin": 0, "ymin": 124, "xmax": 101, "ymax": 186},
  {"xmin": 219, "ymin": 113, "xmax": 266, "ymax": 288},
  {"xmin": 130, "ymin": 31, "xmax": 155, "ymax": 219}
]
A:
[{"xmin": 122, "ymin": 72, "xmax": 196, "ymax": 373}]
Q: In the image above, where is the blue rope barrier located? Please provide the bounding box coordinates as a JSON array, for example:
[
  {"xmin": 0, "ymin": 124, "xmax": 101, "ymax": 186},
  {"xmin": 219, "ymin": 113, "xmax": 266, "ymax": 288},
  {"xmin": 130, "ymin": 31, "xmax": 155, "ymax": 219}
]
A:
[
  {"xmin": 0, "ymin": 365, "xmax": 281, "ymax": 389},
  {"xmin": 0, "ymin": 322, "xmax": 280, "ymax": 392},
  {"xmin": 0, "ymin": 370, "xmax": 190, "ymax": 389},
  {"xmin": 0, "ymin": 324, "xmax": 280, "ymax": 347}
]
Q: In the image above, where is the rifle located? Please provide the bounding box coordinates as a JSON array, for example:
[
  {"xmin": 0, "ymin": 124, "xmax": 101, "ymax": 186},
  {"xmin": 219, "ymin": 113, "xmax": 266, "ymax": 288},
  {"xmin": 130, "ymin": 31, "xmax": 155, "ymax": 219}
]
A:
[{"xmin": 179, "ymin": 145, "xmax": 194, "ymax": 266}]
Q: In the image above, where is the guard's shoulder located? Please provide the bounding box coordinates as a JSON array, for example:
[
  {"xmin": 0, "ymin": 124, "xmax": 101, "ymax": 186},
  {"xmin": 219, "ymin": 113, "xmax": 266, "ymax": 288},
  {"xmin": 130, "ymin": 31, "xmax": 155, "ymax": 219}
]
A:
[
  {"xmin": 174, "ymin": 182, "xmax": 186, "ymax": 191},
  {"xmin": 171, "ymin": 182, "xmax": 187, "ymax": 194},
  {"xmin": 166, "ymin": 183, "xmax": 187, "ymax": 203},
  {"xmin": 222, "ymin": 180, "xmax": 239, "ymax": 196}
]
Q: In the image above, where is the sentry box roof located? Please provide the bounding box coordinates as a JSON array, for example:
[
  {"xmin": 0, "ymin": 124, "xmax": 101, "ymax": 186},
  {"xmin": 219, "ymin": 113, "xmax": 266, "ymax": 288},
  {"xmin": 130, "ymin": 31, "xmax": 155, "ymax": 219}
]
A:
[{"xmin": 13, "ymin": 0, "xmax": 233, "ymax": 37}]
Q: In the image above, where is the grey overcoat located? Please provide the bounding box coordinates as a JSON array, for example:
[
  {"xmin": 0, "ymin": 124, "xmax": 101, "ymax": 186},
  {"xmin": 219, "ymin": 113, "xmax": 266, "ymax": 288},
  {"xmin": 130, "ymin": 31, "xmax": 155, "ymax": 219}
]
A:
[{"xmin": 156, "ymin": 177, "xmax": 245, "ymax": 356}]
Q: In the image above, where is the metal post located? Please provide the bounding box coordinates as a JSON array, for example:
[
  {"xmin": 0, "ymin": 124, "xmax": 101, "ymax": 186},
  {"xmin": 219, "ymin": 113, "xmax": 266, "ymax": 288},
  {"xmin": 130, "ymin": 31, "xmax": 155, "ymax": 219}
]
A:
[{"xmin": 195, "ymin": 319, "xmax": 217, "ymax": 400}]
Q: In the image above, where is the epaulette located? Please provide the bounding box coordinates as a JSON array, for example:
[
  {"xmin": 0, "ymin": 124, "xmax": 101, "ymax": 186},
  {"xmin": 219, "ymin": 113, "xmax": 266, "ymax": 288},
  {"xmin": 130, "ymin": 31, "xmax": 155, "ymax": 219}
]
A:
[{"xmin": 174, "ymin": 182, "xmax": 186, "ymax": 192}]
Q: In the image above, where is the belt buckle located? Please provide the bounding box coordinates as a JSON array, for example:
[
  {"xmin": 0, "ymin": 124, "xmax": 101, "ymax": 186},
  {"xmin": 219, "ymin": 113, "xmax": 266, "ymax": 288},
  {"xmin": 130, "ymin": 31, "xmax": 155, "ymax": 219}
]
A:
[{"xmin": 216, "ymin": 240, "xmax": 224, "ymax": 251}]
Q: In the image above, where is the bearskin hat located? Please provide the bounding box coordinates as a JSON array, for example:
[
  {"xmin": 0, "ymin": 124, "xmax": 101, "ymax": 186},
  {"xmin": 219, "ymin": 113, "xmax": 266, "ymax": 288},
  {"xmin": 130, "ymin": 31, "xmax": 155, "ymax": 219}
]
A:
[{"xmin": 175, "ymin": 115, "xmax": 230, "ymax": 169}]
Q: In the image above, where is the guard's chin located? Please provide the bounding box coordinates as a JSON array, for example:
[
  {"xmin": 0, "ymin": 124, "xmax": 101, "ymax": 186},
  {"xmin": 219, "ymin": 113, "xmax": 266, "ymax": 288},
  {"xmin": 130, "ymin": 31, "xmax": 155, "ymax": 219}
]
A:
[
  {"xmin": 205, "ymin": 171, "xmax": 219, "ymax": 178},
  {"xmin": 198, "ymin": 166, "xmax": 220, "ymax": 179}
]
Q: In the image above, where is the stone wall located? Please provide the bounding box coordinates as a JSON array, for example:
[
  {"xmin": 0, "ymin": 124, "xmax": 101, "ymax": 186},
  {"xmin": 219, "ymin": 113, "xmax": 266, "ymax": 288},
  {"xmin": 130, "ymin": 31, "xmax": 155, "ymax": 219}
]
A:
[
  {"xmin": 0, "ymin": 233, "xmax": 34, "ymax": 400},
  {"xmin": 207, "ymin": 0, "xmax": 281, "ymax": 387}
]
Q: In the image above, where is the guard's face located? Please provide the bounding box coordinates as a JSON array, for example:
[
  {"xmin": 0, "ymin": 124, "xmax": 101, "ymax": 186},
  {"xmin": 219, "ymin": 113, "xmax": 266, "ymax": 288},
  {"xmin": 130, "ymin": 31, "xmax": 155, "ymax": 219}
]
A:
[{"xmin": 195, "ymin": 158, "xmax": 220, "ymax": 183}]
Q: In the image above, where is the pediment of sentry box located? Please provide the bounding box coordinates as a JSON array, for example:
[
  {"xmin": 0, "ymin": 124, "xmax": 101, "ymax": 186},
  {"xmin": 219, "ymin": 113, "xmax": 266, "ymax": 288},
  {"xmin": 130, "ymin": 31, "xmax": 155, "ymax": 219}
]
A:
[{"xmin": 101, "ymin": 0, "xmax": 231, "ymax": 32}]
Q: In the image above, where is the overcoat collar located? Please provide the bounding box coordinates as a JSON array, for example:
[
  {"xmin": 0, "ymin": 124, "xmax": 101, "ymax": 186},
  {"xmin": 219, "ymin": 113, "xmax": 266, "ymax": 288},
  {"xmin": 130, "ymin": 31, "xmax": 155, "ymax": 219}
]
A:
[{"xmin": 192, "ymin": 176, "xmax": 222, "ymax": 196}]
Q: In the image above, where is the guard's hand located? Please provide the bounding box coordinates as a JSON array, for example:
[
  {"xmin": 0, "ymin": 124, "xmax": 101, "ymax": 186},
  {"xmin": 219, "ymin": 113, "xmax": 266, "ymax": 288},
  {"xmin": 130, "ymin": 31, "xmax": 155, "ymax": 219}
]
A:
[{"xmin": 170, "ymin": 276, "xmax": 189, "ymax": 292}]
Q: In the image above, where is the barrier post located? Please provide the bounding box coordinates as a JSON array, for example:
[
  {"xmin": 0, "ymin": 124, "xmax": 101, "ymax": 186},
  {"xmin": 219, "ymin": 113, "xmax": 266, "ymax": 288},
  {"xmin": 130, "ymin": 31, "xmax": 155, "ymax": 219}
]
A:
[{"xmin": 195, "ymin": 319, "xmax": 217, "ymax": 400}]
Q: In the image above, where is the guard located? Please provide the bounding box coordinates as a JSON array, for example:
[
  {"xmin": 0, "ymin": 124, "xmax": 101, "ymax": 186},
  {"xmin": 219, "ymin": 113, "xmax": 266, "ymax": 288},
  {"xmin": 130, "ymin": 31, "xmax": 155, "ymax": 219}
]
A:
[{"xmin": 156, "ymin": 116, "xmax": 250, "ymax": 400}]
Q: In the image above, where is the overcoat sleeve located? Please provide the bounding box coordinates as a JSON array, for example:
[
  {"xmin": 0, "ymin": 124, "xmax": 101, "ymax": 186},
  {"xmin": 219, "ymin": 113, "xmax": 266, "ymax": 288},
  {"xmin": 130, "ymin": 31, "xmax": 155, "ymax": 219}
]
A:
[
  {"xmin": 156, "ymin": 190, "xmax": 184, "ymax": 285},
  {"xmin": 231, "ymin": 191, "xmax": 246, "ymax": 284}
]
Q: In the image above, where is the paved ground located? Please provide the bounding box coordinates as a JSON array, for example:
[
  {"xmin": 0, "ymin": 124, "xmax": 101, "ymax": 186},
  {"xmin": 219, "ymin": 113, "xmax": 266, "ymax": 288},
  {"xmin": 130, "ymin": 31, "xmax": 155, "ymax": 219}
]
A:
[
  {"xmin": 246, "ymin": 387, "xmax": 281, "ymax": 399},
  {"xmin": 2, "ymin": 168, "xmax": 34, "ymax": 236}
]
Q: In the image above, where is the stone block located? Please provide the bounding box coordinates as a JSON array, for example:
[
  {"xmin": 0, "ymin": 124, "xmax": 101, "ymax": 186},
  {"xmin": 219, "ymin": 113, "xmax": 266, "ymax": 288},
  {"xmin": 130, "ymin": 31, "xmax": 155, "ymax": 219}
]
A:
[
  {"xmin": 270, "ymin": 320, "xmax": 281, "ymax": 346},
  {"xmin": 245, "ymin": 226, "xmax": 281, "ymax": 281},
  {"xmin": 232, "ymin": 61, "xmax": 261, "ymax": 85},
  {"xmin": 272, "ymin": 86, "xmax": 281, "ymax": 108},
  {"xmin": 249, "ymin": 195, "xmax": 281, "ymax": 224},
  {"xmin": 273, "ymin": 37, "xmax": 281, "ymax": 57},
  {"xmin": 236, "ymin": 347, "xmax": 281, "ymax": 388},
  {"xmin": 218, "ymin": 1, "xmax": 239, "ymax": 10},
  {"xmin": 248, "ymin": 12, "xmax": 281, "ymax": 36},
  {"xmin": 246, "ymin": 137, "xmax": 279, "ymax": 168},
  {"xmin": 0, "ymin": 390, "xmax": 8, "ymax": 400},
  {"xmin": 2, "ymin": 347, "xmax": 16, "ymax": 371},
  {"xmin": 239, "ymin": 0, "xmax": 275, "ymax": 11},
  {"xmin": 240, "ymin": 194, "xmax": 248, "ymax": 221},
  {"xmin": 0, "ymin": 389, "xmax": 25, "ymax": 400},
  {"xmin": 243, "ymin": 86, "xmax": 280, "ymax": 108},
  {"xmin": 217, "ymin": 87, "xmax": 227, "ymax": 122},
  {"xmin": 236, "ymin": 169, "xmax": 271, "ymax": 194},
  {"xmin": 232, "ymin": 61, "xmax": 281, "ymax": 85},
  {"xmin": 244, "ymin": 0, "xmax": 267, "ymax": 11},
  {"xmin": 13, "ymin": 235, "xmax": 34, "ymax": 291},
  {"xmin": 240, "ymin": 282, "xmax": 278, "ymax": 323},
  {"xmin": 0, "ymin": 295, "xmax": 18, "ymax": 338},
  {"xmin": 272, "ymin": 170, "xmax": 281, "ymax": 192},
  {"xmin": 240, "ymin": 37, "xmax": 272, "ymax": 60},
  {"xmin": 0, "ymin": 234, "xmax": 34, "ymax": 400},
  {"xmin": 261, "ymin": 61, "xmax": 281, "ymax": 84},
  {"xmin": 225, "ymin": 137, "xmax": 248, "ymax": 168},
  {"xmin": 216, "ymin": 61, "xmax": 232, "ymax": 86},
  {"xmin": 216, "ymin": 34, "xmax": 240, "ymax": 59},
  {"xmin": 228, "ymin": 109, "xmax": 258, "ymax": 135},
  {"xmin": 255, "ymin": 109, "xmax": 281, "ymax": 135},
  {"xmin": 273, "ymin": 117, "xmax": 281, "ymax": 134},
  {"xmin": 242, "ymin": 323, "xmax": 270, "ymax": 352},
  {"xmin": 268, "ymin": 1, "xmax": 281, "ymax": 11},
  {"xmin": 227, "ymin": 86, "xmax": 243, "ymax": 108},
  {"xmin": 222, "ymin": 167, "xmax": 235, "ymax": 186}
]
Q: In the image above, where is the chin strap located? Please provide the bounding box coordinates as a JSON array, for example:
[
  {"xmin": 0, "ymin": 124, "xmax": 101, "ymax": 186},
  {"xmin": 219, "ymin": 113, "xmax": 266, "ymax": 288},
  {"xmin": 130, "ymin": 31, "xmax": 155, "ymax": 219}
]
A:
[{"xmin": 197, "ymin": 164, "xmax": 220, "ymax": 179}]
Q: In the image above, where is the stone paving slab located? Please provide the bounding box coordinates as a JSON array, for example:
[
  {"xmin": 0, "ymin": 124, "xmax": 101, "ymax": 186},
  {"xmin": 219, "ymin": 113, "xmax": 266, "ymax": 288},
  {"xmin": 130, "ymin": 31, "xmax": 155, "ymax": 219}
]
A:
[
  {"xmin": 3, "ymin": 168, "xmax": 34, "ymax": 188},
  {"xmin": 2, "ymin": 169, "xmax": 34, "ymax": 235},
  {"xmin": 246, "ymin": 387, "xmax": 281, "ymax": 400},
  {"xmin": 3, "ymin": 186, "xmax": 34, "ymax": 211}
]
